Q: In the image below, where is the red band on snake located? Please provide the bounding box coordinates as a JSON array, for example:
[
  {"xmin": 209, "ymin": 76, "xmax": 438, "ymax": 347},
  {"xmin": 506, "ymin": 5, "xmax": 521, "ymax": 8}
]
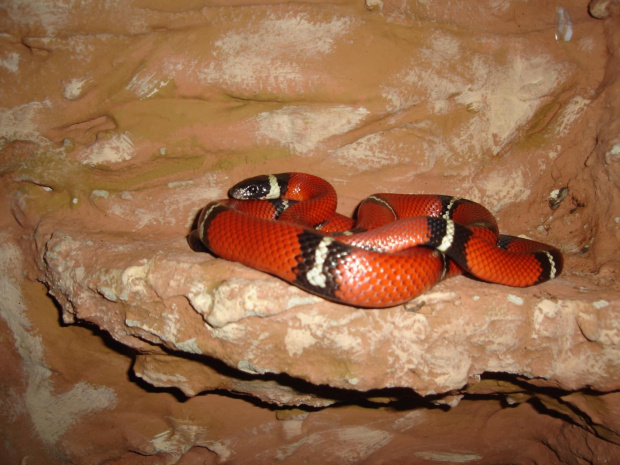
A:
[{"xmin": 189, "ymin": 173, "xmax": 563, "ymax": 308}]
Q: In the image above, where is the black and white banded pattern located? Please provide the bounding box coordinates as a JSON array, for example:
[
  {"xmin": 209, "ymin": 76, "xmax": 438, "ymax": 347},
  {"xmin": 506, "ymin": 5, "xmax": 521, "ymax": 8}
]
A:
[
  {"xmin": 424, "ymin": 217, "xmax": 472, "ymax": 267},
  {"xmin": 534, "ymin": 250, "xmax": 559, "ymax": 283},
  {"xmin": 196, "ymin": 202, "xmax": 228, "ymax": 250},
  {"xmin": 294, "ymin": 231, "xmax": 351, "ymax": 298}
]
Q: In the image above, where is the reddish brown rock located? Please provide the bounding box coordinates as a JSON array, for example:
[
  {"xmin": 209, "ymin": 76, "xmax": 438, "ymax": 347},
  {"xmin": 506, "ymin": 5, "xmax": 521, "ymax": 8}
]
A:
[{"xmin": 1, "ymin": 1, "xmax": 619, "ymax": 464}]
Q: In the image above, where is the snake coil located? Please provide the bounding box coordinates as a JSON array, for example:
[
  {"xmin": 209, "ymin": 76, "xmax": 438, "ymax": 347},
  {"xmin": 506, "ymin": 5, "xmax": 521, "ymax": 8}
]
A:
[{"xmin": 189, "ymin": 173, "xmax": 563, "ymax": 308}]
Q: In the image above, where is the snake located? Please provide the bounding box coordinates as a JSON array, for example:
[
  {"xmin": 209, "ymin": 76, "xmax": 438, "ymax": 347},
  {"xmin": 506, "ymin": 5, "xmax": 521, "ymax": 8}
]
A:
[{"xmin": 189, "ymin": 173, "xmax": 563, "ymax": 308}]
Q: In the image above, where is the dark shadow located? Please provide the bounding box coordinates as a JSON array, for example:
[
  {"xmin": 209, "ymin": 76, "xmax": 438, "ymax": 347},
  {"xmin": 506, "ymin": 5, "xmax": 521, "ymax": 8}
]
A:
[
  {"xmin": 133, "ymin": 345, "xmax": 462, "ymax": 412},
  {"xmin": 42, "ymin": 283, "xmax": 614, "ymax": 427}
]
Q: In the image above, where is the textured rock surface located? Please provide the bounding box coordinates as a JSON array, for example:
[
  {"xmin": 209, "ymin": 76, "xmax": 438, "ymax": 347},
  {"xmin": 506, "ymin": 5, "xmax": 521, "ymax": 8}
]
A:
[{"xmin": 1, "ymin": 0, "xmax": 620, "ymax": 464}]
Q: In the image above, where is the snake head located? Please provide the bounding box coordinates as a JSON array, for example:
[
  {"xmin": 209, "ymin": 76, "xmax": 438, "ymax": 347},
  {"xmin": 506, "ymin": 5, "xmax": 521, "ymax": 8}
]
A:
[{"xmin": 228, "ymin": 174, "xmax": 283, "ymax": 200}]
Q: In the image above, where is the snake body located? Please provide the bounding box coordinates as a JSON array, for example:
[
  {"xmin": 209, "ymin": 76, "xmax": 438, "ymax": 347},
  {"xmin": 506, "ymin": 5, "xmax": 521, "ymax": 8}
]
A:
[{"xmin": 190, "ymin": 173, "xmax": 563, "ymax": 308}]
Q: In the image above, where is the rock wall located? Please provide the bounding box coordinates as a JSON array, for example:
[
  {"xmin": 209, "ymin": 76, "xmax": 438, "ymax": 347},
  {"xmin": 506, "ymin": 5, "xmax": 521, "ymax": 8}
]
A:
[{"xmin": 1, "ymin": 0, "xmax": 619, "ymax": 463}]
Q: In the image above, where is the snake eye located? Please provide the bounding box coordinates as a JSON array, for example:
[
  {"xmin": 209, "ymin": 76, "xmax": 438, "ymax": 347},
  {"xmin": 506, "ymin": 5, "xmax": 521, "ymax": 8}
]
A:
[{"xmin": 247, "ymin": 185, "xmax": 260, "ymax": 196}]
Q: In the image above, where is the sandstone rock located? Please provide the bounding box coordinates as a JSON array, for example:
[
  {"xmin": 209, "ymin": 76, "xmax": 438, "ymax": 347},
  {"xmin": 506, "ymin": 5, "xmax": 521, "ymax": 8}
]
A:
[
  {"xmin": 40, "ymin": 228, "xmax": 620, "ymax": 399},
  {"xmin": 1, "ymin": 1, "xmax": 619, "ymax": 463}
]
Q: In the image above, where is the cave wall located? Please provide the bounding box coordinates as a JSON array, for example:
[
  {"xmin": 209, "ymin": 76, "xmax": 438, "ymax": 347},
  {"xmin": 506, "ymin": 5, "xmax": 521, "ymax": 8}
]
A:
[{"xmin": 1, "ymin": 1, "xmax": 619, "ymax": 464}]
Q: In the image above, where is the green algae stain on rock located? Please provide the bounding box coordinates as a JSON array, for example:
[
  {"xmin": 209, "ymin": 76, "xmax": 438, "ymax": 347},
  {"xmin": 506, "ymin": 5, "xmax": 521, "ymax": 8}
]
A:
[{"xmin": 210, "ymin": 147, "xmax": 290, "ymax": 171}]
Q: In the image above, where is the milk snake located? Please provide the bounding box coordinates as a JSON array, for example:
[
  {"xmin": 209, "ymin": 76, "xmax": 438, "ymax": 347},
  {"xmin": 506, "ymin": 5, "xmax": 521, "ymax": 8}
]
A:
[{"xmin": 189, "ymin": 173, "xmax": 563, "ymax": 308}]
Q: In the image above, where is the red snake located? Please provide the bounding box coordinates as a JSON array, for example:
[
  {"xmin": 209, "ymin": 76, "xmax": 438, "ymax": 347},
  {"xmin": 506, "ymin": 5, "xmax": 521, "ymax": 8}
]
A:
[{"xmin": 189, "ymin": 173, "xmax": 563, "ymax": 308}]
